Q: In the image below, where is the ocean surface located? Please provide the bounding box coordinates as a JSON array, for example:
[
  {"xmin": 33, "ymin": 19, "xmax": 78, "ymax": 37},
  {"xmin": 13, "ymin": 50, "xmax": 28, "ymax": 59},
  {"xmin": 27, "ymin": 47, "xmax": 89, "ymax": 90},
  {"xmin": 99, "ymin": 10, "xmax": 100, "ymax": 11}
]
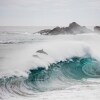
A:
[{"xmin": 0, "ymin": 26, "xmax": 100, "ymax": 100}]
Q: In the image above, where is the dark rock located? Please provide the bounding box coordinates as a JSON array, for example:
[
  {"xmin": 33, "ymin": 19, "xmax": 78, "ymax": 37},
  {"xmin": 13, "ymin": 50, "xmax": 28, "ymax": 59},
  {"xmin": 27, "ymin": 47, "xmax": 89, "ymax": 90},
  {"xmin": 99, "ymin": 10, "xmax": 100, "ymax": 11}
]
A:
[
  {"xmin": 38, "ymin": 29, "xmax": 51, "ymax": 35},
  {"xmin": 69, "ymin": 22, "xmax": 80, "ymax": 28},
  {"xmin": 49, "ymin": 27, "xmax": 67, "ymax": 35},
  {"xmin": 68, "ymin": 22, "xmax": 91, "ymax": 34},
  {"xmin": 94, "ymin": 26, "xmax": 100, "ymax": 33},
  {"xmin": 36, "ymin": 22, "xmax": 92, "ymax": 35}
]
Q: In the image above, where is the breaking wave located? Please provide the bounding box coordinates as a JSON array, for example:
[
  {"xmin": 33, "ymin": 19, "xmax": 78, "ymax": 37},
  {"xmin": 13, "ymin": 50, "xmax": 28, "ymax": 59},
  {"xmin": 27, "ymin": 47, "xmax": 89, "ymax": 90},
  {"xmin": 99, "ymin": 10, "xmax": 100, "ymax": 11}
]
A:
[
  {"xmin": 0, "ymin": 56, "xmax": 100, "ymax": 98},
  {"xmin": 1, "ymin": 33, "xmax": 100, "ymax": 99}
]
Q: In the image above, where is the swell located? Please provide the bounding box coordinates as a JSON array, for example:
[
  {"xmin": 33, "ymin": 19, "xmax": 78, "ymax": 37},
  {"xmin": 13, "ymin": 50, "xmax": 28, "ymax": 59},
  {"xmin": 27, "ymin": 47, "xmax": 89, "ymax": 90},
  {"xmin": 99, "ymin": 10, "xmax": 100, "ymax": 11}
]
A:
[
  {"xmin": 28, "ymin": 56, "xmax": 100, "ymax": 81},
  {"xmin": 0, "ymin": 56, "xmax": 100, "ymax": 98}
]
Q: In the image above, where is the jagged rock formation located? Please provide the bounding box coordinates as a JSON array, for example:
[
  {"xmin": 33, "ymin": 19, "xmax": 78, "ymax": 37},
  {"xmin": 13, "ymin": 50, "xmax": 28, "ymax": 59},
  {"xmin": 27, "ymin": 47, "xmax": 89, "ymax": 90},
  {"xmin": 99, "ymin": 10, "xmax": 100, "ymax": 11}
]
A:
[
  {"xmin": 94, "ymin": 26, "xmax": 100, "ymax": 33},
  {"xmin": 38, "ymin": 29, "xmax": 51, "ymax": 35},
  {"xmin": 37, "ymin": 22, "xmax": 92, "ymax": 35}
]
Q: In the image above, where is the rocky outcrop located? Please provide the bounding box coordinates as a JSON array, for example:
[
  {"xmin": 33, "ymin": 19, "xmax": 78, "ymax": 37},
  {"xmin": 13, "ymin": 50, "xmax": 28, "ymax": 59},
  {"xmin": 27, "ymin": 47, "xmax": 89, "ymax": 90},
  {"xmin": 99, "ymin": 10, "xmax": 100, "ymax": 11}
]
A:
[
  {"xmin": 37, "ymin": 22, "xmax": 92, "ymax": 35},
  {"xmin": 38, "ymin": 29, "xmax": 51, "ymax": 35},
  {"xmin": 67, "ymin": 22, "xmax": 91, "ymax": 34},
  {"xmin": 94, "ymin": 26, "xmax": 100, "ymax": 33}
]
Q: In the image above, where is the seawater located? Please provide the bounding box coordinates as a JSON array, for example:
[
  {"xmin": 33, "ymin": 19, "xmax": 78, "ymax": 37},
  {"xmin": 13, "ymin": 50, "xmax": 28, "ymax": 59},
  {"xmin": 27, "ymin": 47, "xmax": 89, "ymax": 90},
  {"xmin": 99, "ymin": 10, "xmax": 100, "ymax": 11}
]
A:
[{"xmin": 0, "ymin": 26, "xmax": 100, "ymax": 100}]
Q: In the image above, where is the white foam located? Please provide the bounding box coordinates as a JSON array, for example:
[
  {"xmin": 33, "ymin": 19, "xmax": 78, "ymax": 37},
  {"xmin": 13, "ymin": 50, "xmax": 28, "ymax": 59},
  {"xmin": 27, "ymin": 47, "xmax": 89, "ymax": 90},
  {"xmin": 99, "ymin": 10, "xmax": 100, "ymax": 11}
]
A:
[
  {"xmin": 5, "ymin": 81, "xmax": 100, "ymax": 100},
  {"xmin": 1, "ymin": 33, "xmax": 100, "ymax": 100},
  {"xmin": 0, "ymin": 33, "xmax": 100, "ymax": 77}
]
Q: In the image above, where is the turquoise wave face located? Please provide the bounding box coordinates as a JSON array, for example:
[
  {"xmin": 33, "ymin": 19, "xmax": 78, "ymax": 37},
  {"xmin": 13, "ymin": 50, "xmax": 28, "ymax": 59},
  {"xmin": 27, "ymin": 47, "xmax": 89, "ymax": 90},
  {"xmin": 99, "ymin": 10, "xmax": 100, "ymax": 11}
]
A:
[
  {"xmin": 0, "ymin": 56, "xmax": 100, "ymax": 96},
  {"xmin": 28, "ymin": 56, "xmax": 100, "ymax": 82}
]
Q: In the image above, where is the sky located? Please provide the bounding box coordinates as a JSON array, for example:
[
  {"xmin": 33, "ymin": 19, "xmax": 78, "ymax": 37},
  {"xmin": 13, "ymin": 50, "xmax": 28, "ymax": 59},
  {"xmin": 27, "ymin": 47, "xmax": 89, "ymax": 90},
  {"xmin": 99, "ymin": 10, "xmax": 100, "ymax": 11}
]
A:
[{"xmin": 0, "ymin": 0, "xmax": 100, "ymax": 26}]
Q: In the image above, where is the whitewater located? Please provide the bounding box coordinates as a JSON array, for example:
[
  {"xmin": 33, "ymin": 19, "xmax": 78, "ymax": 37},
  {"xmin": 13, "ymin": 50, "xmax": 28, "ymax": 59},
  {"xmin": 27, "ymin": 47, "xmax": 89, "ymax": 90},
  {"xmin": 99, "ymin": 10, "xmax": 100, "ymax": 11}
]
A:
[{"xmin": 0, "ymin": 30, "xmax": 100, "ymax": 100}]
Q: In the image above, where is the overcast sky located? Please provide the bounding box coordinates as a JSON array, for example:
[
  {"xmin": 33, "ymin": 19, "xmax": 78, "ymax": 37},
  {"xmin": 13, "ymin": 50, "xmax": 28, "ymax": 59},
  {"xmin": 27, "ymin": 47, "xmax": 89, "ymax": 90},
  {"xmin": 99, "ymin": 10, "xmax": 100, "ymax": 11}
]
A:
[{"xmin": 0, "ymin": 0, "xmax": 100, "ymax": 26}]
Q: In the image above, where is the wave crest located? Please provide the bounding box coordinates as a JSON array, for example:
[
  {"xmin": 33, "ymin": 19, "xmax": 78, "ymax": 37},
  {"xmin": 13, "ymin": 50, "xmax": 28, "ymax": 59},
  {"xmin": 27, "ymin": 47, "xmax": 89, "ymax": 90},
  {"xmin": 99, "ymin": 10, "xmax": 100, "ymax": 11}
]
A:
[{"xmin": 0, "ymin": 56, "xmax": 100, "ymax": 98}]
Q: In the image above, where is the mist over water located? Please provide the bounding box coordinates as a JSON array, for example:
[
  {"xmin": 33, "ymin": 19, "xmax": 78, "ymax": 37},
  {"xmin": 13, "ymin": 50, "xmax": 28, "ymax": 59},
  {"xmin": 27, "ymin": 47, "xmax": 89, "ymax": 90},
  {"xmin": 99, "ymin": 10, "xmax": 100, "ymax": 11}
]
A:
[{"xmin": 0, "ymin": 27, "xmax": 100, "ymax": 100}]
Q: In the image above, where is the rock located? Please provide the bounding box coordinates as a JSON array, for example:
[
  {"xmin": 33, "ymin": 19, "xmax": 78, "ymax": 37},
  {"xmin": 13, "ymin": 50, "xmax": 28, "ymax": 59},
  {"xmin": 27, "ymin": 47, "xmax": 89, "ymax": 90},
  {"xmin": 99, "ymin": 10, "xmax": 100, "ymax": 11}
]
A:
[
  {"xmin": 94, "ymin": 26, "xmax": 100, "ymax": 33},
  {"xmin": 49, "ymin": 27, "xmax": 67, "ymax": 35},
  {"xmin": 68, "ymin": 22, "xmax": 91, "ymax": 34},
  {"xmin": 38, "ymin": 29, "xmax": 51, "ymax": 35},
  {"xmin": 69, "ymin": 22, "xmax": 80, "ymax": 28},
  {"xmin": 36, "ymin": 22, "xmax": 92, "ymax": 35}
]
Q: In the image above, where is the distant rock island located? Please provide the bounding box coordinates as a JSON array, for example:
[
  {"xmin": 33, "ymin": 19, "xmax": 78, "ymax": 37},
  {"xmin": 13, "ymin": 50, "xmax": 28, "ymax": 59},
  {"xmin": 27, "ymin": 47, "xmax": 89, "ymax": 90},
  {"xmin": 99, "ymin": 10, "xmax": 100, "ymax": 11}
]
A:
[
  {"xmin": 36, "ymin": 22, "xmax": 93, "ymax": 35},
  {"xmin": 94, "ymin": 26, "xmax": 100, "ymax": 33}
]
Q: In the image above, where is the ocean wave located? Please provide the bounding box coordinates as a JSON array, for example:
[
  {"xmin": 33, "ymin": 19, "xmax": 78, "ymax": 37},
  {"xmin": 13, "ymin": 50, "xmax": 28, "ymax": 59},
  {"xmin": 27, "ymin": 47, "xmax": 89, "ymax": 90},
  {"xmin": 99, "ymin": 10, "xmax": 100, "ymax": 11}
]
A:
[
  {"xmin": 0, "ymin": 40, "xmax": 32, "ymax": 44},
  {"xmin": 1, "ymin": 33, "xmax": 100, "ymax": 99},
  {"xmin": 28, "ymin": 56, "xmax": 100, "ymax": 81},
  {"xmin": 0, "ymin": 56, "xmax": 100, "ymax": 99}
]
